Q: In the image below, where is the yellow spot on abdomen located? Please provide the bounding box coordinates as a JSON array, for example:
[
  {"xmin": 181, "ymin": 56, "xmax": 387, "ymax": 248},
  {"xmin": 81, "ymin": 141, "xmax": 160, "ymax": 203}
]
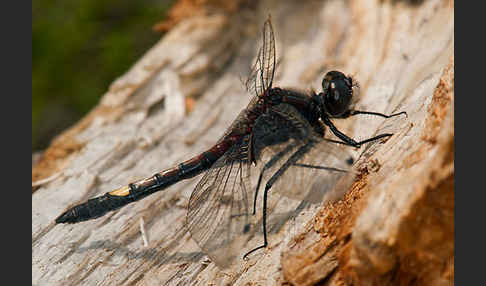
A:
[{"xmin": 109, "ymin": 185, "xmax": 130, "ymax": 196}]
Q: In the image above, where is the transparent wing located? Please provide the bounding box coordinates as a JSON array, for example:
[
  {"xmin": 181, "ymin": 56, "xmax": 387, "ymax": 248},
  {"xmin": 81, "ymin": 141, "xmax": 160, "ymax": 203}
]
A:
[
  {"xmin": 186, "ymin": 104, "xmax": 356, "ymax": 268},
  {"xmin": 245, "ymin": 16, "xmax": 276, "ymax": 98},
  {"xmin": 186, "ymin": 135, "xmax": 256, "ymax": 269}
]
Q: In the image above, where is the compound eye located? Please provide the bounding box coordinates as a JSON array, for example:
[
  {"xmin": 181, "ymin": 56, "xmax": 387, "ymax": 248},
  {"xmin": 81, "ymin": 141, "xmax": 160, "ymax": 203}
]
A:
[
  {"xmin": 322, "ymin": 71, "xmax": 353, "ymax": 117},
  {"xmin": 330, "ymin": 82, "xmax": 339, "ymax": 101},
  {"xmin": 321, "ymin": 77, "xmax": 330, "ymax": 92}
]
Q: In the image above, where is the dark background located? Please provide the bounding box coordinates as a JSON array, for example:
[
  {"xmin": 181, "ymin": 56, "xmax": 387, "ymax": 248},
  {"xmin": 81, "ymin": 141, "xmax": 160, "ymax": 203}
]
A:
[{"xmin": 32, "ymin": 0, "xmax": 175, "ymax": 152}]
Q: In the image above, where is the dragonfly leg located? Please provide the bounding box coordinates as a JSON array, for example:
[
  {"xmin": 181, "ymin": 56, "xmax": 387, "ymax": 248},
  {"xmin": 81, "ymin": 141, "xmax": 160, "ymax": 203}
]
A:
[
  {"xmin": 243, "ymin": 181, "xmax": 270, "ymax": 260},
  {"xmin": 322, "ymin": 111, "xmax": 405, "ymax": 148},
  {"xmin": 322, "ymin": 116, "xmax": 360, "ymax": 147},
  {"xmin": 292, "ymin": 163, "xmax": 349, "ymax": 172},
  {"xmin": 253, "ymin": 171, "xmax": 264, "ymax": 215},
  {"xmin": 346, "ymin": 110, "xmax": 407, "ymax": 119},
  {"xmin": 230, "ymin": 145, "xmax": 294, "ymax": 220},
  {"xmin": 252, "ymin": 145, "xmax": 295, "ymax": 215},
  {"xmin": 243, "ymin": 143, "xmax": 312, "ymax": 260}
]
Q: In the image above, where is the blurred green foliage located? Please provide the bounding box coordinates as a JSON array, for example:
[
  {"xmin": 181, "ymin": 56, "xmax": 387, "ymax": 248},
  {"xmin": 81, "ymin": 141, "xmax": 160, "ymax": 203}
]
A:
[{"xmin": 32, "ymin": 0, "xmax": 175, "ymax": 151}]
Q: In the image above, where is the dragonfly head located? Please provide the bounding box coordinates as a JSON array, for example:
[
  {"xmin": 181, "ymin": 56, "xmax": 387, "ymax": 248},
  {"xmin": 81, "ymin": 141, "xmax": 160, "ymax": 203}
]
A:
[{"xmin": 318, "ymin": 71, "xmax": 359, "ymax": 117}]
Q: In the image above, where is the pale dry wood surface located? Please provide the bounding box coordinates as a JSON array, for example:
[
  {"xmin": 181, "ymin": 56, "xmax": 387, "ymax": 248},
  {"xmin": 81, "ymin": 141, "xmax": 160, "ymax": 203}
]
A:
[{"xmin": 32, "ymin": 0, "xmax": 454, "ymax": 285}]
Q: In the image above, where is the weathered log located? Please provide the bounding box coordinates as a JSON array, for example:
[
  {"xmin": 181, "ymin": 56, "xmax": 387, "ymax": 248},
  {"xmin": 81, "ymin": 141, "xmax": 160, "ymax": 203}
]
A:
[{"xmin": 32, "ymin": 0, "xmax": 454, "ymax": 285}]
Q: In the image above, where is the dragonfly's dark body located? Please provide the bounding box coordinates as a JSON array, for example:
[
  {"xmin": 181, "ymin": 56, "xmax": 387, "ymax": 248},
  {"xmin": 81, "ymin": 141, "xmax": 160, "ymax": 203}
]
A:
[
  {"xmin": 56, "ymin": 16, "xmax": 405, "ymax": 268},
  {"xmin": 56, "ymin": 88, "xmax": 321, "ymax": 224}
]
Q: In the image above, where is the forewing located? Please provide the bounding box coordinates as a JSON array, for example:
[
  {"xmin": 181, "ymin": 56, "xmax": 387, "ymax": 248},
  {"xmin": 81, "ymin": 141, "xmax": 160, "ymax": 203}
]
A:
[
  {"xmin": 260, "ymin": 16, "xmax": 276, "ymax": 92},
  {"xmin": 245, "ymin": 47, "xmax": 264, "ymax": 97},
  {"xmin": 186, "ymin": 136, "xmax": 256, "ymax": 269},
  {"xmin": 245, "ymin": 16, "xmax": 276, "ymax": 98}
]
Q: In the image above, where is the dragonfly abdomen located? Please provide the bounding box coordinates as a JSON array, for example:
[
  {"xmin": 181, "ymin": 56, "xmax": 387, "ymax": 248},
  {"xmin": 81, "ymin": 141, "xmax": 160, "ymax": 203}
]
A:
[
  {"xmin": 55, "ymin": 192, "xmax": 134, "ymax": 224},
  {"xmin": 56, "ymin": 136, "xmax": 241, "ymax": 224}
]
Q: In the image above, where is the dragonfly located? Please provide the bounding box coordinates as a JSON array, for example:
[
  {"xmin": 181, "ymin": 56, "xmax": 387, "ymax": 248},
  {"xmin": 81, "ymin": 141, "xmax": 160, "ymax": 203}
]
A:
[{"xmin": 56, "ymin": 16, "xmax": 406, "ymax": 268}]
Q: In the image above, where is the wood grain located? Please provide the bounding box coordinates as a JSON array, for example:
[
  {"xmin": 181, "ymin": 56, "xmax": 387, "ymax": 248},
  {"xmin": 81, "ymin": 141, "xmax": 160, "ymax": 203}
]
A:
[{"xmin": 32, "ymin": 0, "xmax": 454, "ymax": 285}]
